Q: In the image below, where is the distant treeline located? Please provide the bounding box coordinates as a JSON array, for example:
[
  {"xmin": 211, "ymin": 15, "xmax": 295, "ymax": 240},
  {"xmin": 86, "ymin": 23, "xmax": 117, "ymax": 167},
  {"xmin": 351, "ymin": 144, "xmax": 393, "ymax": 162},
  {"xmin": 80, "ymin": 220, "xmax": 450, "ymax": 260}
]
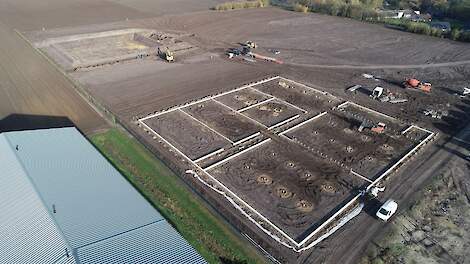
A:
[
  {"xmin": 284, "ymin": 0, "xmax": 470, "ymax": 42},
  {"xmin": 287, "ymin": 0, "xmax": 470, "ymax": 20},
  {"xmin": 384, "ymin": 18, "xmax": 470, "ymax": 41},
  {"xmin": 213, "ymin": 0, "xmax": 270, "ymax": 10}
]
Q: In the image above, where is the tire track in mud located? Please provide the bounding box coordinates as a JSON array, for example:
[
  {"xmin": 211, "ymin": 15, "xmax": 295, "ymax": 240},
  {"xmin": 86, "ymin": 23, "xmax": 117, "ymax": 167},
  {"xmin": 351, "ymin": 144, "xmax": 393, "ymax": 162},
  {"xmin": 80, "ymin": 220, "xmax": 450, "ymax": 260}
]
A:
[{"xmin": 286, "ymin": 60, "xmax": 470, "ymax": 70}]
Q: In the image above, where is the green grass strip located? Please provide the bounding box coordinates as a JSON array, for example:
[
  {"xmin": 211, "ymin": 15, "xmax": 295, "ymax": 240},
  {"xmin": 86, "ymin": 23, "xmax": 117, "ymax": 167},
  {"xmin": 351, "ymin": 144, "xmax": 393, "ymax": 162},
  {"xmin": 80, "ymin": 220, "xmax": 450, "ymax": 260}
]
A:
[{"xmin": 90, "ymin": 128, "xmax": 266, "ymax": 264}]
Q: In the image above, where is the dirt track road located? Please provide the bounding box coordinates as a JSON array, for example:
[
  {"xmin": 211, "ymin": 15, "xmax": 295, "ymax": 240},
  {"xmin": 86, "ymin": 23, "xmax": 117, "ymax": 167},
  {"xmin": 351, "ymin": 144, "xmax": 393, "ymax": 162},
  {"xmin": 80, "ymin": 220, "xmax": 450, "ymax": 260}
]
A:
[
  {"xmin": 298, "ymin": 124, "xmax": 470, "ymax": 263},
  {"xmin": 286, "ymin": 60, "xmax": 470, "ymax": 70},
  {"xmin": 0, "ymin": 22, "xmax": 106, "ymax": 134}
]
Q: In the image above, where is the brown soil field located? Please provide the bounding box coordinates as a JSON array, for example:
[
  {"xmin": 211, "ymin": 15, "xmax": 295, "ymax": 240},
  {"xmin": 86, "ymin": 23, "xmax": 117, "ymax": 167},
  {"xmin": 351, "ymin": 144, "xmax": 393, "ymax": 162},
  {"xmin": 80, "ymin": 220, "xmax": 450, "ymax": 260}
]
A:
[
  {"xmin": 0, "ymin": 22, "xmax": 106, "ymax": 134},
  {"xmin": 242, "ymin": 99, "xmax": 303, "ymax": 127},
  {"xmin": 285, "ymin": 111, "xmax": 418, "ymax": 178},
  {"xmin": 108, "ymin": 0, "xmax": 226, "ymax": 17},
  {"xmin": 186, "ymin": 101, "xmax": 261, "ymax": 141},
  {"xmin": 217, "ymin": 88, "xmax": 271, "ymax": 111},
  {"xmin": 21, "ymin": 6, "xmax": 470, "ymax": 263},
  {"xmin": 144, "ymin": 110, "xmax": 230, "ymax": 160},
  {"xmin": 134, "ymin": 76, "xmax": 434, "ymax": 263},
  {"xmin": 207, "ymin": 139, "xmax": 367, "ymax": 241},
  {"xmin": 0, "ymin": 0, "xmax": 153, "ymax": 31}
]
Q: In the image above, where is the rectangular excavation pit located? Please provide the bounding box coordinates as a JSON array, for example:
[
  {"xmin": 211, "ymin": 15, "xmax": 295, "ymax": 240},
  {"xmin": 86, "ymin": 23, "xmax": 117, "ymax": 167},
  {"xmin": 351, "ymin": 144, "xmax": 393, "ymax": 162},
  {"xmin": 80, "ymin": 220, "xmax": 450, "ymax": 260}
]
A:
[
  {"xmin": 253, "ymin": 78, "xmax": 341, "ymax": 114},
  {"xmin": 284, "ymin": 112, "xmax": 418, "ymax": 179},
  {"xmin": 183, "ymin": 100, "xmax": 262, "ymax": 142},
  {"xmin": 205, "ymin": 139, "xmax": 368, "ymax": 241},
  {"xmin": 137, "ymin": 76, "xmax": 434, "ymax": 249},
  {"xmin": 215, "ymin": 89, "xmax": 271, "ymax": 111},
  {"xmin": 241, "ymin": 99, "xmax": 303, "ymax": 128},
  {"xmin": 39, "ymin": 29, "xmax": 198, "ymax": 70},
  {"xmin": 143, "ymin": 110, "xmax": 230, "ymax": 160}
]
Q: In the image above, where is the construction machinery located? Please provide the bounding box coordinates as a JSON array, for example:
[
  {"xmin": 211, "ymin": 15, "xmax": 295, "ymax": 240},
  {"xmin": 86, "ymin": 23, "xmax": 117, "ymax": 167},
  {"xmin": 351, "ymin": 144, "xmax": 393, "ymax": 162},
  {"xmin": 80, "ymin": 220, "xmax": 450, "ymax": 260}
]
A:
[
  {"xmin": 404, "ymin": 78, "xmax": 431, "ymax": 93},
  {"xmin": 371, "ymin": 122, "xmax": 386, "ymax": 133},
  {"xmin": 358, "ymin": 120, "xmax": 386, "ymax": 133},
  {"xmin": 371, "ymin": 86, "xmax": 384, "ymax": 99},
  {"xmin": 158, "ymin": 47, "xmax": 174, "ymax": 62},
  {"xmin": 461, "ymin": 87, "xmax": 470, "ymax": 98},
  {"xmin": 371, "ymin": 86, "xmax": 408, "ymax": 104},
  {"xmin": 245, "ymin": 41, "xmax": 257, "ymax": 49}
]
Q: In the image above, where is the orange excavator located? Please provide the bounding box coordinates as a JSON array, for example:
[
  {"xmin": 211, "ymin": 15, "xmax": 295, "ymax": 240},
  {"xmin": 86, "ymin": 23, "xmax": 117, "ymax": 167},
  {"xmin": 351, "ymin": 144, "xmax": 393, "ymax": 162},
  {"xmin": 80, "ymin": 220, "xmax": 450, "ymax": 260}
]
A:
[{"xmin": 403, "ymin": 78, "xmax": 432, "ymax": 93}]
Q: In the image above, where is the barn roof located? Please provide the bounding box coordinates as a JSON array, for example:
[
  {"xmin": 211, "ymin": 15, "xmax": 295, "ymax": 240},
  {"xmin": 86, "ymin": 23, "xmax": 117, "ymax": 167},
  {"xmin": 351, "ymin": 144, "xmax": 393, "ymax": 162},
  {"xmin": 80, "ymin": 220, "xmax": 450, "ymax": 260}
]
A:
[{"xmin": 0, "ymin": 127, "xmax": 206, "ymax": 264}]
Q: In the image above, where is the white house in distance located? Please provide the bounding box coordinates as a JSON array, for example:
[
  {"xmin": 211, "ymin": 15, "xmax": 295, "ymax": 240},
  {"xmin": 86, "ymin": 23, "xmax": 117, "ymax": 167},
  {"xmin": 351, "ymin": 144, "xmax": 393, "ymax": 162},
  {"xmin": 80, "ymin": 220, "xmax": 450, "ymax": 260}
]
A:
[{"xmin": 0, "ymin": 127, "xmax": 207, "ymax": 264}]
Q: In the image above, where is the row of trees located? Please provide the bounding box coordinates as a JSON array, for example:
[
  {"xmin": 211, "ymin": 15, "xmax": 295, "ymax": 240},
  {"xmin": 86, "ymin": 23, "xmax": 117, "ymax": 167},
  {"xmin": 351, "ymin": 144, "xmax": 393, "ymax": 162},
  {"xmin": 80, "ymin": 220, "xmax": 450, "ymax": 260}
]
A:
[
  {"xmin": 286, "ymin": 0, "xmax": 469, "ymax": 42},
  {"xmin": 288, "ymin": 0, "xmax": 469, "ymax": 22},
  {"xmin": 386, "ymin": 0, "xmax": 470, "ymax": 21},
  {"xmin": 213, "ymin": 0, "xmax": 270, "ymax": 10},
  {"xmin": 289, "ymin": 0, "xmax": 383, "ymax": 20}
]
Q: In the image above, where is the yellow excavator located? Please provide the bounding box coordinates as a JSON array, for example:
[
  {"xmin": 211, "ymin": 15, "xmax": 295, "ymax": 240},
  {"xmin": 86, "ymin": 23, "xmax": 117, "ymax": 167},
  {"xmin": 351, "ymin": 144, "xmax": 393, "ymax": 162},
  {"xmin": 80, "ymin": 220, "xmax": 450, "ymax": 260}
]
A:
[{"xmin": 158, "ymin": 47, "xmax": 174, "ymax": 62}]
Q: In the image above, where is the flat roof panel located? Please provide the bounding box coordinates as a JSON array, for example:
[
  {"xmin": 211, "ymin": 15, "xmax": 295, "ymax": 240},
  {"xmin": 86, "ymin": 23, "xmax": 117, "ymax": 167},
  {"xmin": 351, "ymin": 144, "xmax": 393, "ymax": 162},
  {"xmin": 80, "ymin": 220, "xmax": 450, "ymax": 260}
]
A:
[
  {"xmin": 78, "ymin": 221, "xmax": 207, "ymax": 264},
  {"xmin": 0, "ymin": 136, "xmax": 74, "ymax": 264},
  {"xmin": 3, "ymin": 127, "xmax": 163, "ymax": 248}
]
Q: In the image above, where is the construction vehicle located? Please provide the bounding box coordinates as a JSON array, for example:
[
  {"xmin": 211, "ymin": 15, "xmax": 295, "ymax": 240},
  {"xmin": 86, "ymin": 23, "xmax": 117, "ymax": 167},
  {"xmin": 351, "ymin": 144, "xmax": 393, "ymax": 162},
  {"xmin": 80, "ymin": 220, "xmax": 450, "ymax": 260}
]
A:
[
  {"xmin": 158, "ymin": 47, "xmax": 174, "ymax": 62},
  {"xmin": 245, "ymin": 41, "xmax": 257, "ymax": 49},
  {"xmin": 358, "ymin": 120, "xmax": 386, "ymax": 133},
  {"xmin": 371, "ymin": 122, "xmax": 386, "ymax": 133},
  {"xmin": 371, "ymin": 87, "xmax": 408, "ymax": 104},
  {"xmin": 404, "ymin": 78, "xmax": 431, "ymax": 93},
  {"xmin": 461, "ymin": 87, "xmax": 470, "ymax": 98},
  {"xmin": 371, "ymin": 86, "xmax": 384, "ymax": 99}
]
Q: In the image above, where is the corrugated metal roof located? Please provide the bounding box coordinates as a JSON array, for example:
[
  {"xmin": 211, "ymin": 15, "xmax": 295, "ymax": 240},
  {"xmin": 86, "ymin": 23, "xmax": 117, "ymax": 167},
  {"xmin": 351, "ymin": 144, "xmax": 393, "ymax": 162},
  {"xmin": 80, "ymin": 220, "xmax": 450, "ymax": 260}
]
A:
[
  {"xmin": 77, "ymin": 221, "xmax": 208, "ymax": 264},
  {"xmin": 0, "ymin": 127, "xmax": 207, "ymax": 264},
  {"xmin": 0, "ymin": 136, "xmax": 76, "ymax": 264}
]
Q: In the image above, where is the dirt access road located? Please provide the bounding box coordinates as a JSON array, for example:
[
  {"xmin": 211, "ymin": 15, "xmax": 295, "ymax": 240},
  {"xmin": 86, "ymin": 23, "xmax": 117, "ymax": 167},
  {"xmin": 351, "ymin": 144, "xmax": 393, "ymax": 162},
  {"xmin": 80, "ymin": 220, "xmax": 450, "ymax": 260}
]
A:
[
  {"xmin": 297, "ymin": 124, "xmax": 470, "ymax": 264},
  {"xmin": 287, "ymin": 60, "xmax": 470, "ymax": 69}
]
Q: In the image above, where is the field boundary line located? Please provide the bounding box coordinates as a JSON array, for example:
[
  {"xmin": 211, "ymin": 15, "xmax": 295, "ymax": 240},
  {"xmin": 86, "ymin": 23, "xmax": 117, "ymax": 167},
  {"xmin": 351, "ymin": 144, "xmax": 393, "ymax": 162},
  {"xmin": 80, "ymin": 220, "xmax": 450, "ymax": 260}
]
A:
[
  {"xmin": 238, "ymin": 98, "xmax": 275, "ymax": 113},
  {"xmin": 296, "ymin": 125, "xmax": 435, "ymax": 246},
  {"xmin": 233, "ymin": 132, "xmax": 261, "ymax": 146},
  {"xmin": 139, "ymin": 76, "xmax": 280, "ymax": 121},
  {"xmin": 268, "ymin": 114, "xmax": 300, "ymax": 130},
  {"xmin": 339, "ymin": 101, "xmax": 398, "ymax": 121},
  {"xmin": 279, "ymin": 112, "xmax": 327, "ymax": 136},
  {"xmin": 136, "ymin": 76, "xmax": 437, "ymax": 251},
  {"xmin": 367, "ymin": 130, "xmax": 435, "ymax": 189},
  {"xmin": 193, "ymin": 148, "xmax": 225, "ymax": 163},
  {"xmin": 179, "ymin": 109, "xmax": 234, "ymax": 144},
  {"xmin": 350, "ymin": 170, "xmax": 373, "ymax": 183},
  {"xmin": 335, "ymin": 101, "xmax": 349, "ymax": 109},
  {"xmin": 203, "ymin": 138, "xmax": 271, "ymax": 171},
  {"xmin": 278, "ymin": 77, "xmax": 329, "ymax": 95},
  {"xmin": 212, "ymin": 99, "xmax": 268, "ymax": 128},
  {"xmin": 139, "ymin": 120, "xmax": 300, "ymax": 245},
  {"xmin": 401, "ymin": 125, "xmax": 415, "ymax": 134},
  {"xmin": 252, "ymin": 88, "xmax": 308, "ymax": 113}
]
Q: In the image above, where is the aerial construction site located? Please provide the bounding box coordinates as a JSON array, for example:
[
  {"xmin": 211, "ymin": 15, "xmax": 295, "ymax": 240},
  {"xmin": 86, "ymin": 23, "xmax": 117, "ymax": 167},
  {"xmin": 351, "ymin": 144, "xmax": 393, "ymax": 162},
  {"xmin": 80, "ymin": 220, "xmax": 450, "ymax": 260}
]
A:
[{"xmin": 2, "ymin": 2, "xmax": 469, "ymax": 263}]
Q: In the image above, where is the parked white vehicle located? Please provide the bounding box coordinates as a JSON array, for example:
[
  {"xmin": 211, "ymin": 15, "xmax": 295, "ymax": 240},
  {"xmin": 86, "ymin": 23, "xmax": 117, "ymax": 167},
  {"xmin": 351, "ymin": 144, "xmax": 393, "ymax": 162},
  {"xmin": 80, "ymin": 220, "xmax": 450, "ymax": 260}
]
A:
[{"xmin": 376, "ymin": 199, "xmax": 398, "ymax": 221}]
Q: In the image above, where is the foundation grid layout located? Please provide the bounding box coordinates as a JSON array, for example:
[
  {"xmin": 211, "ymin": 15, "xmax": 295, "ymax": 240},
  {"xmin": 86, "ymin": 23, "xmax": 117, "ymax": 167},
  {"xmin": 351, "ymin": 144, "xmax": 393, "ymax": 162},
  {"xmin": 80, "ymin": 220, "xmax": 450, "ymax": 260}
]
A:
[{"xmin": 137, "ymin": 76, "xmax": 435, "ymax": 251}]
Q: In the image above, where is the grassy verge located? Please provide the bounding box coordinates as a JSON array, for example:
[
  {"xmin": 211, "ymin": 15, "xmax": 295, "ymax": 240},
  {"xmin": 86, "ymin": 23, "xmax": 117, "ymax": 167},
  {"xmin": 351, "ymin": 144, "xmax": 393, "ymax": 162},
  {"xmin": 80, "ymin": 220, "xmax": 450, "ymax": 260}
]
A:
[{"xmin": 90, "ymin": 128, "xmax": 266, "ymax": 264}]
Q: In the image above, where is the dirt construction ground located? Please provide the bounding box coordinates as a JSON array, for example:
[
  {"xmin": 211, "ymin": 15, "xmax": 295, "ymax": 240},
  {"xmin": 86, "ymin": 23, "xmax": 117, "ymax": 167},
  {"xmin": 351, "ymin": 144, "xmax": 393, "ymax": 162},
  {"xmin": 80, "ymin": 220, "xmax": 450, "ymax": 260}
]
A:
[{"xmin": 3, "ymin": 1, "xmax": 470, "ymax": 263}]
